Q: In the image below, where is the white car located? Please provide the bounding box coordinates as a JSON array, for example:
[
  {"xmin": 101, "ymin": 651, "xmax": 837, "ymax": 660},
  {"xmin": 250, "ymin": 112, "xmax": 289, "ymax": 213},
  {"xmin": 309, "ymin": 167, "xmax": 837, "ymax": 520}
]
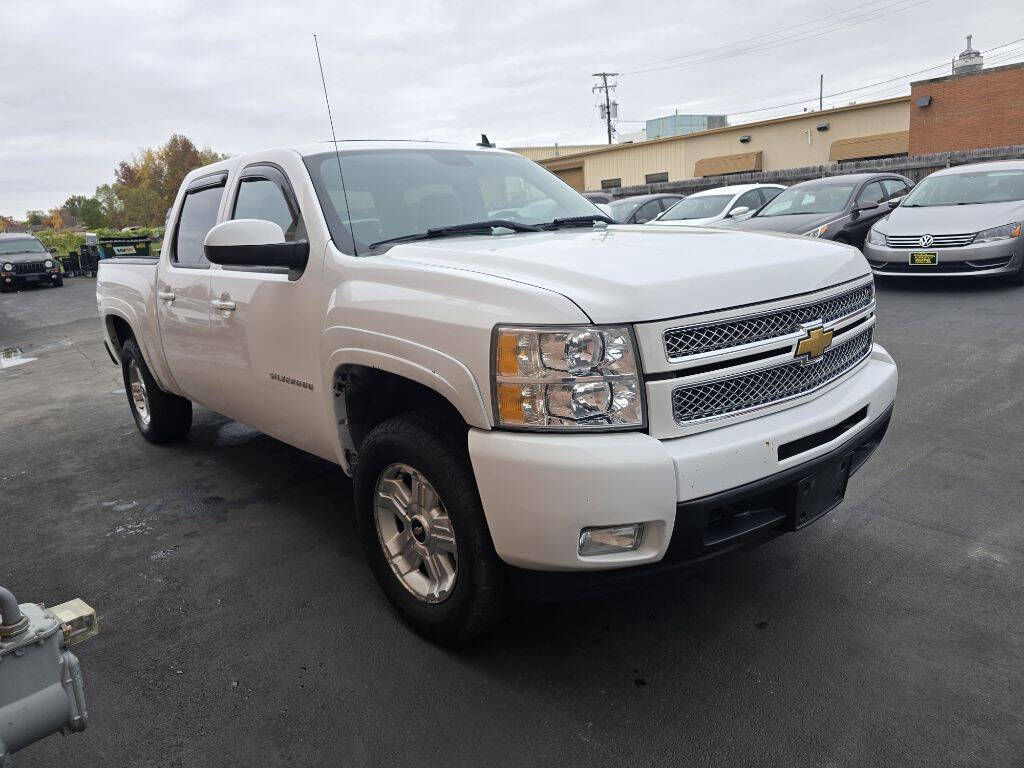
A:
[
  {"xmin": 96, "ymin": 141, "xmax": 896, "ymax": 642},
  {"xmin": 650, "ymin": 183, "xmax": 785, "ymax": 227}
]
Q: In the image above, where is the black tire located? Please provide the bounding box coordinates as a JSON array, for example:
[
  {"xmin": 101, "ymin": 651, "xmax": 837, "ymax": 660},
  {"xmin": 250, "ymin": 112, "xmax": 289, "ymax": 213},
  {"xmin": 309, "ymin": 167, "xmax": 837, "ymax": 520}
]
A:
[
  {"xmin": 120, "ymin": 337, "xmax": 192, "ymax": 443},
  {"xmin": 54, "ymin": 277, "xmax": 64, "ymax": 287},
  {"xmin": 0, "ymin": 283, "xmax": 8, "ymax": 294},
  {"xmin": 353, "ymin": 411, "xmax": 507, "ymax": 643}
]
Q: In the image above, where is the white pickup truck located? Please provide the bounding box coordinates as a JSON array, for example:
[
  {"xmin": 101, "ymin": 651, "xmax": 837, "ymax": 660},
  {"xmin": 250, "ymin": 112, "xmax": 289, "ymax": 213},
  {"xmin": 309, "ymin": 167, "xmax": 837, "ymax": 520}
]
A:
[{"xmin": 96, "ymin": 141, "xmax": 897, "ymax": 641}]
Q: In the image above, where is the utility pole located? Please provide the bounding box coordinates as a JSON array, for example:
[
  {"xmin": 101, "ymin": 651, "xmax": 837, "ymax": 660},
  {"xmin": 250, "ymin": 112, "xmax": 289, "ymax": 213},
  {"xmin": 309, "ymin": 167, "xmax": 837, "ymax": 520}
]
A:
[
  {"xmin": 592, "ymin": 72, "xmax": 619, "ymax": 144},
  {"xmin": 819, "ymin": 74, "xmax": 824, "ymax": 111}
]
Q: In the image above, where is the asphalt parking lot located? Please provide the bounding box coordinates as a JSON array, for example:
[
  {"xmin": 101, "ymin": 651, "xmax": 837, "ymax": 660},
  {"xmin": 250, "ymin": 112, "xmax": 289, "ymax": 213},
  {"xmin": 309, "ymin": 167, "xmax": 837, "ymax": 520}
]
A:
[{"xmin": 1, "ymin": 276, "xmax": 1022, "ymax": 767}]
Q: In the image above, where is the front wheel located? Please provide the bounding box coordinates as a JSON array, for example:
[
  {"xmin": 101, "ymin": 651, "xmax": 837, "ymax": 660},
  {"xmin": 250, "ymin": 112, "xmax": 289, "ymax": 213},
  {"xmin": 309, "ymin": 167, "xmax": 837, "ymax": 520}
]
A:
[
  {"xmin": 120, "ymin": 337, "xmax": 192, "ymax": 443},
  {"xmin": 353, "ymin": 412, "xmax": 507, "ymax": 643}
]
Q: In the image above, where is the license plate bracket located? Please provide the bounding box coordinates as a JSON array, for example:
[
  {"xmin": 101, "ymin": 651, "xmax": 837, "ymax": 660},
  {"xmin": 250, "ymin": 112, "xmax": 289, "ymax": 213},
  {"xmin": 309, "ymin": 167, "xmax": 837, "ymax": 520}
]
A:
[
  {"xmin": 788, "ymin": 454, "xmax": 852, "ymax": 530},
  {"xmin": 909, "ymin": 251, "xmax": 938, "ymax": 266}
]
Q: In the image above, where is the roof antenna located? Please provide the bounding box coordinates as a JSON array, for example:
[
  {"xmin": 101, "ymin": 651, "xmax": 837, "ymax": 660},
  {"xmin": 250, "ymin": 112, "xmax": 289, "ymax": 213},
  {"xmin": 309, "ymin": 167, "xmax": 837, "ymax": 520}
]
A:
[{"xmin": 313, "ymin": 34, "xmax": 357, "ymax": 256}]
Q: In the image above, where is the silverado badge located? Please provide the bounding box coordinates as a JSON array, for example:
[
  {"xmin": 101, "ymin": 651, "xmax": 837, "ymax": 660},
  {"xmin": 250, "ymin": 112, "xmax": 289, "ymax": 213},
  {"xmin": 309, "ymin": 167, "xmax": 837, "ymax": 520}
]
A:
[{"xmin": 795, "ymin": 323, "xmax": 834, "ymax": 363}]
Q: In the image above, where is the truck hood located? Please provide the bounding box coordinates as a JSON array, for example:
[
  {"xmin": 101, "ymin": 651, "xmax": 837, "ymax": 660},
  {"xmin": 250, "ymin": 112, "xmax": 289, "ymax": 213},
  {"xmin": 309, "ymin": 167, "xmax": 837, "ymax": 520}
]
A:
[
  {"xmin": 1, "ymin": 252, "xmax": 50, "ymax": 265},
  {"xmin": 382, "ymin": 226, "xmax": 868, "ymax": 323},
  {"xmin": 874, "ymin": 200, "xmax": 1024, "ymax": 235}
]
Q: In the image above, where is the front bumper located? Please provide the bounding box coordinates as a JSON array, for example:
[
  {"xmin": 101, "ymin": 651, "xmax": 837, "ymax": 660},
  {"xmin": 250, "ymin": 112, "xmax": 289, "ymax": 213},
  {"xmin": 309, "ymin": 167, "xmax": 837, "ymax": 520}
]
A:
[
  {"xmin": 863, "ymin": 238, "xmax": 1024, "ymax": 276},
  {"xmin": 469, "ymin": 345, "xmax": 897, "ymax": 573},
  {"xmin": 1, "ymin": 271, "xmax": 61, "ymax": 287}
]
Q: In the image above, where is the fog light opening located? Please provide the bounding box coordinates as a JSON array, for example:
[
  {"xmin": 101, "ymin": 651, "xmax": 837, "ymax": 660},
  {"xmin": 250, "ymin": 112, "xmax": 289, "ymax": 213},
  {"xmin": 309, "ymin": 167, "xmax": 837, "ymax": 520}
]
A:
[{"xmin": 579, "ymin": 523, "xmax": 644, "ymax": 556}]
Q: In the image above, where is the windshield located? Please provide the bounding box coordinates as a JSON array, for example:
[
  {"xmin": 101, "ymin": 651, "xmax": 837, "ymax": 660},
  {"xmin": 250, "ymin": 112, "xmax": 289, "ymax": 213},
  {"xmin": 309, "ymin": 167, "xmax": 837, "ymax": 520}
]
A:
[
  {"xmin": 304, "ymin": 149, "xmax": 602, "ymax": 254},
  {"xmin": 758, "ymin": 183, "xmax": 855, "ymax": 216},
  {"xmin": 902, "ymin": 169, "xmax": 1024, "ymax": 207},
  {"xmin": 660, "ymin": 195, "xmax": 732, "ymax": 221},
  {"xmin": 0, "ymin": 238, "xmax": 46, "ymax": 256},
  {"xmin": 606, "ymin": 198, "xmax": 642, "ymax": 221}
]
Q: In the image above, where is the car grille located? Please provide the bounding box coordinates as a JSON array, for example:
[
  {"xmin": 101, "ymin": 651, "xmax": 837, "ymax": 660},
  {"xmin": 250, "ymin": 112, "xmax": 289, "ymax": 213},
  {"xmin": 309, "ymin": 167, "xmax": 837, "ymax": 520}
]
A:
[
  {"xmin": 12, "ymin": 262, "xmax": 46, "ymax": 275},
  {"xmin": 885, "ymin": 233, "xmax": 976, "ymax": 248},
  {"xmin": 662, "ymin": 283, "xmax": 873, "ymax": 361},
  {"xmin": 671, "ymin": 327, "xmax": 873, "ymax": 423}
]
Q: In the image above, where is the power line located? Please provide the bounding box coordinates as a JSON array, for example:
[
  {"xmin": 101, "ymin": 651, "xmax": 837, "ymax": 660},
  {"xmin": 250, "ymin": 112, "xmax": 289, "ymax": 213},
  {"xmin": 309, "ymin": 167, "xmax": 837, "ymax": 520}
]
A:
[
  {"xmin": 621, "ymin": 0, "xmax": 891, "ymax": 74},
  {"xmin": 623, "ymin": 0, "xmax": 933, "ymax": 76},
  {"xmin": 726, "ymin": 38, "xmax": 1024, "ymax": 121}
]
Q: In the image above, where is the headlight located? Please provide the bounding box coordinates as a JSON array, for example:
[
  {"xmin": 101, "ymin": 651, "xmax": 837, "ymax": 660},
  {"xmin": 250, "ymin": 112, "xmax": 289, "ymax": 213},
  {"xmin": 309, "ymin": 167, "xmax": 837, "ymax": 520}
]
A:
[
  {"xmin": 975, "ymin": 222, "xmax": 1022, "ymax": 244},
  {"xmin": 44, "ymin": 259, "xmax": 54, "ymax": 268},
  {"xmin": 867, "ymin": 227, "xmax": 886, "ymax": 246},
  {"xmin": 802, "ymin": 224, "xmax": 829, "ymax": 238},
  {"xmin": 2, "ymin": 263, "xmax": 12, "ymax": 271},
  {"xmin": 493, "ymin": 325, "xmax": 643, "ymax": 430}
]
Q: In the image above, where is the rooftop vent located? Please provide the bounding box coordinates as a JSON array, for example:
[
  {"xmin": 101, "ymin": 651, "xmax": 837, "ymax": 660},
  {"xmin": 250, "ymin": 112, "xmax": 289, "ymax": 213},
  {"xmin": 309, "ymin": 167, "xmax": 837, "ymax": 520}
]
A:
[{"xmin": 953, "ymin": 35, "xmax": 983, "ymax": 75}]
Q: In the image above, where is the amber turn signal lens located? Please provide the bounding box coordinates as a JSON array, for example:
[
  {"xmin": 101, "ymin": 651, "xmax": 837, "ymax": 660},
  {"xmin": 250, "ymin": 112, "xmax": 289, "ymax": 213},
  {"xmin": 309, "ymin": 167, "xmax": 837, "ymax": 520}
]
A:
[
  {"xmin": 496, "ymin": 332, "xmax": 519, "ymax": 377},
  {"xmin": 496, "ymin": 383, "xmax": 525, "ymax": 424}
]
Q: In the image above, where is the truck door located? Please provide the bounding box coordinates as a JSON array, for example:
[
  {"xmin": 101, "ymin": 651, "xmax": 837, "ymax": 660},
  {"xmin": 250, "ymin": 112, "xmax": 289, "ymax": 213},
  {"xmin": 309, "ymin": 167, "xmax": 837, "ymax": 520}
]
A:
[
  {"xmin": 156, "ymin": 172, "xmax": 227, "ymax": 411},
  {"xmin": 207, "ymin": 162, "xmax": 331, "ymax": 459}
]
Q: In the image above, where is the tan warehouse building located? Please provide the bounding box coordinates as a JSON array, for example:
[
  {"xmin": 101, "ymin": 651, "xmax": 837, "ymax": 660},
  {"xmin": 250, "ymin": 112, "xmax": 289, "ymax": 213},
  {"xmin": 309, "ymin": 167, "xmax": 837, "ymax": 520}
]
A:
[{"xmin": 533, "ymin": 97, "xmax": 911, "ymax": 192}]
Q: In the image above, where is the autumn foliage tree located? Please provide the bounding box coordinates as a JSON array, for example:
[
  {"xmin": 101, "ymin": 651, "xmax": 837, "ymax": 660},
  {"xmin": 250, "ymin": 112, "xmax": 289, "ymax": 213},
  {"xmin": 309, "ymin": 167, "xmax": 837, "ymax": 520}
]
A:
[{"xmin": 106, "ymin": 135, "xmax": 225, "ymax": 227}]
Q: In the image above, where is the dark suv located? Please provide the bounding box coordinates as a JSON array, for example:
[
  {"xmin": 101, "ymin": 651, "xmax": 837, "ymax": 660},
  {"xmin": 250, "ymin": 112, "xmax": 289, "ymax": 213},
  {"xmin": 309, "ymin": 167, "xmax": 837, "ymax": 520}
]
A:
[{"xmin": 0, "ymin": 234, "xmax": 63, "ymax": 293}]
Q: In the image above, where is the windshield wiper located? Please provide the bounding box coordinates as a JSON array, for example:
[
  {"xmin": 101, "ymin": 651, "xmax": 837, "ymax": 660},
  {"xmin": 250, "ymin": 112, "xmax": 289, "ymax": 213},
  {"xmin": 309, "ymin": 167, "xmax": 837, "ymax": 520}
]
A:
[
  {"xmin": 542, "ymin": 215, "xmax": 613, "ymax": 228},
  {"xmin": 369, "ymin": 220, "xmax": 543, "ymax": 250}
]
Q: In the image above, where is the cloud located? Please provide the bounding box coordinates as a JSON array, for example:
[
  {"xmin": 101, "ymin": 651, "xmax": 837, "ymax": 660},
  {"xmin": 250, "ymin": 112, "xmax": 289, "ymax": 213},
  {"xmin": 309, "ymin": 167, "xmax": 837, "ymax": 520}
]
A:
[{"xmin": 0, "ymin": 0, "xmax": 1011, "ymax": 216}]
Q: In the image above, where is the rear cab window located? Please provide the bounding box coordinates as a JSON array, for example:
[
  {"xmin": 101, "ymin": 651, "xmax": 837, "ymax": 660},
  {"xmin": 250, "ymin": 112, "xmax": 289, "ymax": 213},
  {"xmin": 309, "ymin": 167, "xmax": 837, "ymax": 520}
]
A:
[{"xmin": 172, "ymin": 173, "xmax": 228, "ymax": 268}]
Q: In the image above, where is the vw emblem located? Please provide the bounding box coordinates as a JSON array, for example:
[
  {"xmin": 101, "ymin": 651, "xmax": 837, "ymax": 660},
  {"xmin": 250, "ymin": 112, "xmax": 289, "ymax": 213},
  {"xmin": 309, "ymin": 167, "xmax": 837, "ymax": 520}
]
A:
[{"xmin": 919, "ymin": 234, "xmax": 934, "ymax": 248}]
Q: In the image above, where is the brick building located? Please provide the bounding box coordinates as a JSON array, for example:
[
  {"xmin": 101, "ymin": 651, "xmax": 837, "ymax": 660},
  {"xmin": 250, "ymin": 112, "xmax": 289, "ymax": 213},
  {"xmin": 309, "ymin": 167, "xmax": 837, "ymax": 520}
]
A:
[{"xmin": 909, "ymin": 62, "xmax": 1024, "ymax": 155}]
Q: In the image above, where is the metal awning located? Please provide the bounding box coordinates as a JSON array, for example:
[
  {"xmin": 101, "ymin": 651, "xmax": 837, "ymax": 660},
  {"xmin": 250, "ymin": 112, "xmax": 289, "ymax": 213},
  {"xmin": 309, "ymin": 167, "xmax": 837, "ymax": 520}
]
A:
[
  {"xmin": 694, "ymin": 151, "xmax": 762, "ymax": 177},
  {"xmin": 829, "ymin": 131, "xmax": 909, "ymax": 161}
]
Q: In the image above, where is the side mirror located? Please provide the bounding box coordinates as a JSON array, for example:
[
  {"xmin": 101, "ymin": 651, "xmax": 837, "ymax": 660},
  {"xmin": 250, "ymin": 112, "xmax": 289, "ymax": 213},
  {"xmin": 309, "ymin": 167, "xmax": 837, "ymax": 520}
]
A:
[
  {"xmin": 204, "ymin": 219, "xmax": 308, "ymax": 271},
  {"xmin": 855, "ymin": 201, "xmax": 881, "ymax": 213},
  {"xmin": 887, "ymin": 196, "xmax": 905, "ymax": 209},
  {"xmin": 728, "ymin": 206, "xmax": 750, "ymax": 218}
]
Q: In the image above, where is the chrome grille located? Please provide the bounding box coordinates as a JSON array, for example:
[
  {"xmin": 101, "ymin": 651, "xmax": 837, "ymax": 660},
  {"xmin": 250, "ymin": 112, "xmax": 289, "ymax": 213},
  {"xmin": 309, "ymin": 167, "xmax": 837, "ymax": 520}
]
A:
[
  {"xmin": 671, "ymin": 328, "xmax": 873, "ymax": 423},
  {"xmin": 663, "ymin": 283, "xmax": 873, "ymax": 361},
  {"xmin": 885, "ymin": 233, "xmax": 976, "ymax": 248},
  {"xmin": 12, "ymin": 262, "xmax": 46, "ymax": 275}
]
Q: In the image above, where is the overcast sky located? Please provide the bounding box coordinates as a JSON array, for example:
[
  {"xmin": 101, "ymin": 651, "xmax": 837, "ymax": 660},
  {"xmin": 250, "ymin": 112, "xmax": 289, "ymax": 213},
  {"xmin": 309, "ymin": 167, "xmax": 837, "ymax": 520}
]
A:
[{"xmin": 1, "ymin": 0, "xmax": 1018, "ymax": 217}]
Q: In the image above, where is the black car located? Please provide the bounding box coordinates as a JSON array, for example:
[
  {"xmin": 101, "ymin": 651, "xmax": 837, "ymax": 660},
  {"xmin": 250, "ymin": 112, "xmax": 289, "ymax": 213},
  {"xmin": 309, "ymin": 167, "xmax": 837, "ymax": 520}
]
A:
[
  {"xmin": 603, "ymin": 193, "xmax": 686, "ymax": 224},
  {"xmin": 0, "ymin": 234, "xmax": 63, "ymax": 293},
  {"xmin": 718, "ymin": 173, "xmax": 913, "ymax": 248}
]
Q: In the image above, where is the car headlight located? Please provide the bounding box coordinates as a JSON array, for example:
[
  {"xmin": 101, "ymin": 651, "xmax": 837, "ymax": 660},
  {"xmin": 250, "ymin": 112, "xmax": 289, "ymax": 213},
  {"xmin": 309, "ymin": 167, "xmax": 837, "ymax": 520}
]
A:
[
  {"xmin": 867, "ymin": 227, "xmax": 886, "ymax": 246},
  {"xmin": 802, "ymin": 224, "xmax": 829, "ymax": 238},
  {"xmin": 493, "ymin": 325, "xmax": 643, "ymax": 430},
  {"xmin": 974, "ymin": 222, "xmax": 1022, "ymax": 244},
  {"xmin": 2, "ymin": 263, "xmax": 12, "ymax": 271},
  {"xmin": 44, "ymin": 259, "xmax": 54, "ymax": 268}
]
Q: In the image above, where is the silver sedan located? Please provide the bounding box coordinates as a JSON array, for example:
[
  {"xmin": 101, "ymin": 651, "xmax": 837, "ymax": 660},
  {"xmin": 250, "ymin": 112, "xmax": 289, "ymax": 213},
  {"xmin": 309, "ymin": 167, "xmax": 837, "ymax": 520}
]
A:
[{"xmin": 863, "ymin": 161, "xmax": 1024, "ymax": 284}]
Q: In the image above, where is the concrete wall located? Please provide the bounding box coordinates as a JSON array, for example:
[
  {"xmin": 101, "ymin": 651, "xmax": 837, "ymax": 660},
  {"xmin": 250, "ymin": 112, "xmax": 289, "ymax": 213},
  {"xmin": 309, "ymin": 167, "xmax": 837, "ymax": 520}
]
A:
[
  {"xmin": 538, "ymin": 97, "xmax": 910, "ymax": 191},
  {"xmin": 910, "ymin": 63, "xmax": 1024, "ymax": 155}
]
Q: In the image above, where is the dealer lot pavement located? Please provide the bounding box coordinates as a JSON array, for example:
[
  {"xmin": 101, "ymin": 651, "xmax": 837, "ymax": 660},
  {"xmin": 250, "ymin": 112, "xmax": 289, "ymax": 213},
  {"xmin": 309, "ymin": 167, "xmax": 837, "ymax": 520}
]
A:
[{"xmin": 1, "ymin": 278, "xmax": 1022, "ymax": 767}]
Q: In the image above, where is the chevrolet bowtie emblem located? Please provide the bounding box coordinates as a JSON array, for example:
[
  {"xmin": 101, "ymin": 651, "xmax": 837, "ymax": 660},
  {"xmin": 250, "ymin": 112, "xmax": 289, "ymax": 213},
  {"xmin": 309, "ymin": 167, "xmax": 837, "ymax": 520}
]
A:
[{"xmin": 796, "ymin": 324, "xmax": 834, "ymax": 363}]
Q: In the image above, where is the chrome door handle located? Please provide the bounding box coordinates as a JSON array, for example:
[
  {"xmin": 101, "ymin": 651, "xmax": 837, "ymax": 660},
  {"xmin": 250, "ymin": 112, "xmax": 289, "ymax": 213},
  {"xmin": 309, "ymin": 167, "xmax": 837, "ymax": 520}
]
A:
[
  {"xmin": 157, "ymin": 291, "xmax": 175, "ymax": 301},
  {"xmin": 211, "ymin": 299, "xmax": 236, "ymax": 311}
]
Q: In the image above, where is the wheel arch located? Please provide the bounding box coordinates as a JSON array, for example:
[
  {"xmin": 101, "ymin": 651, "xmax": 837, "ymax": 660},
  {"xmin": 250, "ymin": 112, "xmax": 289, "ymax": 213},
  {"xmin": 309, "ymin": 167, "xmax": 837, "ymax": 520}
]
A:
[{"xmin": 324, "ymin": 345, "xmax": 491, "ymax": 473}]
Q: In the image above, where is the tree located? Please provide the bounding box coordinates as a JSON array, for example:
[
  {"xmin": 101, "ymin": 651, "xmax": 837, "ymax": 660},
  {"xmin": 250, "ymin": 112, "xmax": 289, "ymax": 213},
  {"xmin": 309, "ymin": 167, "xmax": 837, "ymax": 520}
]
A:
[
  {"xmin": 61, "ymin": 195, "xmax": 89, "ymax": 220},
  {"xmin": 78, "ymin": 197, "xmax": 105, "ymax": 229},
  {"xmin": 107, "ymin": 135, "xmax": 226, "ymax": 226},
  {"xmin": 25, "ymin": 210, "xmax": 45, "ymax": 226},
  {"xmin": 47, "ymin": 208, "xmax": 64, "ymax": 229}
]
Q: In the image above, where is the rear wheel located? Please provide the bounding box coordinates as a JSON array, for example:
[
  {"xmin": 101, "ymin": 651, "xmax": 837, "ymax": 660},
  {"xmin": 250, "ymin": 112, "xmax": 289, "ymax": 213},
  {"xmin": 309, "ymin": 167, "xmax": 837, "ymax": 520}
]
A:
[
  {"xmin": 353, "ymin": 411, "xmax": 507, "ymax": 643},
  {"xmin": 120, "ymin": 338, "xmax": 192, "ymax": 443}
]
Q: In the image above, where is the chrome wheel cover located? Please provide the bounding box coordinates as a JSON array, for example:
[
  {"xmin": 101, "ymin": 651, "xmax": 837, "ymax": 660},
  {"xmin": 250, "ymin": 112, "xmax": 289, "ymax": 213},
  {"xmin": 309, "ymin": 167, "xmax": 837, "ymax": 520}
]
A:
[
  {"xmin": 128, "ymin": 360, "xmax": 151, "ymax": 426},
  {"xmin": 373, "ymin": 463, "xmax": 457, "ymax": 604}
]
